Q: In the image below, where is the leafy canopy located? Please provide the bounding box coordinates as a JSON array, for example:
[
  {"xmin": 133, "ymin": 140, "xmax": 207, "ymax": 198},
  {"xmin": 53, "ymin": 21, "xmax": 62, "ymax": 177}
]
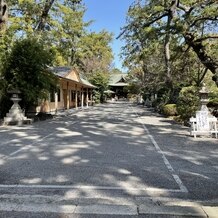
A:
[{"xmin": 2, "ymin": 37, "xmax": 58, "ymax": 106}]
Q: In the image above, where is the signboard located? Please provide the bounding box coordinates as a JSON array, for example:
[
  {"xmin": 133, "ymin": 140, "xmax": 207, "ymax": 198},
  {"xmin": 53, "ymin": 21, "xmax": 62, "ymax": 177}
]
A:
[{"xmin": 196, "ymin": 111, "xmax": 210, "ymax": 131}]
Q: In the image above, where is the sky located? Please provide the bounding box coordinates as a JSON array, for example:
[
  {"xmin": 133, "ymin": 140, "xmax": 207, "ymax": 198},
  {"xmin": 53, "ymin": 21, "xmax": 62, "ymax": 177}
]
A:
[{"xmin": 83, "ymin": 0, "xmax": 134, "ymax": 72}]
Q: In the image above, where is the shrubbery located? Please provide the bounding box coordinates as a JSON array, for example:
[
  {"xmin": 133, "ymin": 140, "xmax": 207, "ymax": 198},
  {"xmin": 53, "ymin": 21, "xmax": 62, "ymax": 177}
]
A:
[
  {"xmin": 0, "ymin": 37, "xmax": 57, "ymax": 118},
  {"xmin": 162, "ymin": 104, "xmax": 177, "ymax": 116},
  {"xmin": 176, "ymin": 86, "xmax": 200, "ymax": 123},
  {"xmin": 92, "ymin": 90, "xmax": 101, "ymax": 104},
  {"xmin": 208, "ymin": 90, "xmax": 218, "ymax": 108}
]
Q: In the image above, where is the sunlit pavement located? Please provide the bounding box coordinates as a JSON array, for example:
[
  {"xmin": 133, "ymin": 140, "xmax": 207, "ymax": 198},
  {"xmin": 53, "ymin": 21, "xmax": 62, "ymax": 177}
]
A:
[{"xmin": 0, "ymin": 101, "xmax": 218, "ymax": 217}]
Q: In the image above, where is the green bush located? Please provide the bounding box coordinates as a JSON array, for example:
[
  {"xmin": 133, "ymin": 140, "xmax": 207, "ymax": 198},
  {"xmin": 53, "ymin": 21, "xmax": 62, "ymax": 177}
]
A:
[
  {"xmin": 162, "ymin": 104, "xmax": 177, "ymax": 116},
  {"xmin": 207, "ymin": 98, "xmax": 218, "ymax": 107},
  {"xmin": 0, "ymin": 37, "xmax": 57, "ymax": 117},
  {"xmin": 93, "ymin": 90, "xmax": 101, "ymax": 104},
  {"xmin": 177, "ymin": 86, "xmax": 200, "ymax": 123},
  {"xmin": 208, "ymin": 89, "xmax": 218, "ymax": 108}
]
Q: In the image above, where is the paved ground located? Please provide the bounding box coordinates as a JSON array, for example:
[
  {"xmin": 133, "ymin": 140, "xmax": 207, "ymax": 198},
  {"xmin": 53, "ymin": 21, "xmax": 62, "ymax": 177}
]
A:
[{"xmin": 0, "ymin": 101, "xmax": 218, "ymax": 217}]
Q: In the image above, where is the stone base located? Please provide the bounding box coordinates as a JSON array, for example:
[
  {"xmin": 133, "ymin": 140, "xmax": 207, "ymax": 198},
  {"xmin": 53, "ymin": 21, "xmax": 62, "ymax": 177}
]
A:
[
  {"xmin": 3, "ymin": 105, "xmax": 32, "ymax": 126},
  {"xmin": 3, "ymin": 118, "xmax": 32, "ymax": 126}
]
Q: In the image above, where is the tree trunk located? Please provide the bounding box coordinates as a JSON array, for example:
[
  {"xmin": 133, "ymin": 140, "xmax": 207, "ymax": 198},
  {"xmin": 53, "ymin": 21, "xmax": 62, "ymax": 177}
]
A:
[
  {"xmin": 0, "ymin": 0, "xmax": 8, "ymax": 32},
  {"xmin": 164, "ymin": 0, "xmax": 178, "ymax": 87},
  {"xmin": 164, "ymin": 16, "xmax": 172, "ymax": 86},
  {"xmin": 184, "ymin": 32, "xmax": 218, "ymax": 86},
  {"xmin": 36, "ymin": 0, "xmax": 55, "ymax": 31}
]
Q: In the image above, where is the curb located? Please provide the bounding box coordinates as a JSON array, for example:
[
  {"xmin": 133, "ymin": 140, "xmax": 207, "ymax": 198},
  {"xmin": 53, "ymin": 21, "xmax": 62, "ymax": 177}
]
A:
[{"xmin": 139, "ymin": 205, "xmax": 207, "ymax": 217}]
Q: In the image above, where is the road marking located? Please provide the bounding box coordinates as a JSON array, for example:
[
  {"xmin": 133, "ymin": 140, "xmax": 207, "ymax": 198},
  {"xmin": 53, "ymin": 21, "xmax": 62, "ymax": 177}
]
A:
[
  {"xmin": 74, "ymin": 204, "xmax": 137, "ymax": 215},
  {"xmin": 0, "ymin": 202, "xmax": 77, "ymax": 214},
  {"xmin": 0, "ymin": 184, "xmax": 186, "ymax": 193},
  {"xmin": 131, "ymin": 106, "xmax": 188, "ymax": 193},
  {"xmin": 0, "ymin": 202, "xmax": 138, "ymax": 215}
]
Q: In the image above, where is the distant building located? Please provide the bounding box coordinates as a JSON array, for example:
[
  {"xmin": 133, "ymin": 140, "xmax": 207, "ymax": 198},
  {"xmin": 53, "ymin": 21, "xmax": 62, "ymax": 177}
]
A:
[{"xmin": 108, "ymin": 73, "xmax": 128, "ymax": 99}]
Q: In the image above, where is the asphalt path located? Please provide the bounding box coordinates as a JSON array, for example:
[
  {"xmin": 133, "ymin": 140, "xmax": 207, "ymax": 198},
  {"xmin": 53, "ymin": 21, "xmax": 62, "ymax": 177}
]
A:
[{"xmin": 0, "ymin": 101, "xmax": 217, "ymax": 217}]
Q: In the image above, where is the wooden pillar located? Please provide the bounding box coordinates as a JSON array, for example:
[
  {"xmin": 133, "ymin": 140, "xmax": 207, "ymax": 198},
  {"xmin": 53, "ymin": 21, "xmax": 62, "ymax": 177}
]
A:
[
  {"xmin": 60, "ymin": 88, "xmax": 64, "ymax": 108},
  {"xmin": 75, "ymin": 84, "xmax": 78, "ymax": 109},
  {"xmin": 90, "ymin": 90, "xmax": 93, "ymax": 105},
  {"xmin": 66, "ymin": 82, "xmax": 69, "ymax": 110},
  {"xmin": 81, "ymin": 87, "xmax": 84, "ymax": 108},
  {"xmin": 55, "ymin": 92, "xmax": 58, "ymax": 113},
  {"xmin": 67, "ymin": 91, "xmax": 70, "ymax": 110},
  {"xmin": 86, "ymin": 88, "xmax": 88, "ymax": 108}
]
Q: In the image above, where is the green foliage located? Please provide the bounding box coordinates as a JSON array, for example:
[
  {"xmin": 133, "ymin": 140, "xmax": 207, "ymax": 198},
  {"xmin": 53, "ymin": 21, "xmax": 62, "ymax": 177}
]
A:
[
  {"xmin": 121, "ymin": 0, "xmax": 218, "ymax": 108},
  {"xmin": 1, "ymin": 37, "xmax": 57, "ymax": 116},
  {"xmin": 92, "ymin": 90, "xmax": 101, "ymax": 104},
  {"xmin": 0, "ymin": 0, "xmax": 115, "ymax": 117},
  {"xmin": 208, "ymin": 89, "xmax": 218, "ymax": 108},
  {"xmin": 52, "ymin": 1, "xmax": 89, "ymax": 66},
  {"xmin": 89, "ymin": 71, "xmax": 109, "ymax": 103},
  {"xmin": 162, "ymin": 104, "xmax": 177, "ymax": 116},
  {"xmin": 80, "ymin": 31, "xmax": 113, "ymax": 78},
  {"xmin": 6, "ymin": 0, "xmax": 114, "ymax": 76},
  {"xmin": 177, "ymin": 86, "xmax": 200, "ymax": 122},
  {"xmin": 124, "ymin": 82, "xmax": 140, "ymax": 95}
]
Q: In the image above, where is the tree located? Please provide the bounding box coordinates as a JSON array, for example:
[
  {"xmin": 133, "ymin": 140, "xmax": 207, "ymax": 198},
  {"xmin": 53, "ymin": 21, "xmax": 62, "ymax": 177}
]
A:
[
  {"xmin": 89, "ymin": 71, "xmax": 109, "ymax": 103},
  {"xmin": 6, "ymin": 0, "xmax": 114, "ymax": 73},
  {"xmin": 79, "ymin": 31, "xmax": 114, "ymax": 78},
  {"xmin": 1, "ymin": 37, "xmax": 57, "ymax": 116},
  {"xmin": 120, "ymin": 0, "xmax": 218, "ymax": 86},
  {"xmin": 6, "ymin": 0, "xmax": 86, "ymax": 64},
  {"xmin": 0, "ymin": 0, "xmax": 114, "ymax": 110}
]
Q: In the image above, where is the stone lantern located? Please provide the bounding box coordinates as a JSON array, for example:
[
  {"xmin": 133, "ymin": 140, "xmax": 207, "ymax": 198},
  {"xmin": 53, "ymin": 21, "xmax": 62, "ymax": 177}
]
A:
[
  {"xmin": 3, "ymin": 89, "xmax": 31, "ymax": 125},
  {"xmin": 199, "ymin": 83, "xmax": 209, "ymax": 112},
  {"xmin": 189, "ymin": 83, "xmax": 218, "ymax": 138}
]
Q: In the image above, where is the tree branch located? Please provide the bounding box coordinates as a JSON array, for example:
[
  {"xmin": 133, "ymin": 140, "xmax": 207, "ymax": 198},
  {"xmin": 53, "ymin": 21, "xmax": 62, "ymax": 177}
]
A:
[
  {"xmin": 36, "ymin": 0, "xmax": 55, "ymax": 31},
  {"xmin": 190, "ymin": 17, "xmax": 218, "ymax": 27},
  {"xmin": 116, "ymin": 12, "xmax": 168, "ymax": 39},
  {"xmin": 184, "ymin": 32, "xmax": 218, "ymax": 78},
  {"xmin": 195, "ymin": 34, "xmax": 218, "ymax": 42},
  {"xmin": 199, "ymin": 67, "xmax": 208, "ymax": 85}
]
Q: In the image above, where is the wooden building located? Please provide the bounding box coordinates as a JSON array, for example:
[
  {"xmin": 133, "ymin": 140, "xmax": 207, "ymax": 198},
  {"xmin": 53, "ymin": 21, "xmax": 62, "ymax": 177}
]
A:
[
  {"xmin": 108, "ymin": 73, "xmax": 128, "ymax": 99},
  {"xmin": 37, "ymin": 67, "xmax": 95, "ymax": 113}
]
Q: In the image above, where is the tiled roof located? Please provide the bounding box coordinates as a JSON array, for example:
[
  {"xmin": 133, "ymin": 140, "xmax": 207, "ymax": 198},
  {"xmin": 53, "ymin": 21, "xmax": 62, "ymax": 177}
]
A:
[
  {"xmin": 109, "ymin": 73, "xmax": 128, "ymax": 86},
  {"xmin": 50, "ymin": 66, "xmax": 95, "ymax": 88},
  {"xmin": 77, "ymin": 72, "xmax": 96, "ymax": 88},
  {"xmin": 49, "ymin": 66, "xmax": 71, "ymax": 78},
  {"xmin": 80, "ymin": 77, "xmax": 96, "ymax": 88}
]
